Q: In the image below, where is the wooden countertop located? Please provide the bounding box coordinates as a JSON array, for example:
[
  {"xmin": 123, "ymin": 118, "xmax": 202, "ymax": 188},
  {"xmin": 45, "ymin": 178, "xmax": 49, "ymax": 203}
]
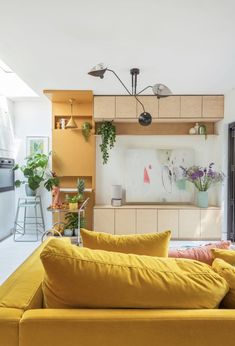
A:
[{"xmin": 94, "ymin": 204, "xmax": 220, "ymax": 210}]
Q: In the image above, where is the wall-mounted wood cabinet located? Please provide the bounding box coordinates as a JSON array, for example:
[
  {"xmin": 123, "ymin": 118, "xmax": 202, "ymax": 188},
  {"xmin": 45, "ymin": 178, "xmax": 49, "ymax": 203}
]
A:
[
  {"xmin": 93, "ymin": 205, "xmax": 221, "ymax": 240},
  {"xmin": 94, "ymin": 95, "xmax": 224, "ymax": 122}
]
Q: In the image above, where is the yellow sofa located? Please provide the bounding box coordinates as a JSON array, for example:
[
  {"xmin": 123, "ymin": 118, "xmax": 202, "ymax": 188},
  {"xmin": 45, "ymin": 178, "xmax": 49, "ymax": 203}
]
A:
[{"xmin": 1, "ymin": 239, "xmax": 235, "ymax": 346}]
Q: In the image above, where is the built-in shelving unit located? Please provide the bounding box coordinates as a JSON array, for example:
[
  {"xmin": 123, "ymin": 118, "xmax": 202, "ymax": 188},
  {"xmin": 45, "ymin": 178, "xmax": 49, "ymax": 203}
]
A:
[{"xmin": 44, "ymin": 90, "xmax": 95, "ymax": 229}]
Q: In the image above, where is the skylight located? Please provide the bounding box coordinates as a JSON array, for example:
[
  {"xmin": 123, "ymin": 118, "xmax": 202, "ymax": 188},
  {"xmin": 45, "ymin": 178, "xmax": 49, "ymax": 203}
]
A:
[{"xmin": 0, "ymin": 59, "xmax": 38, "ymax": 98}]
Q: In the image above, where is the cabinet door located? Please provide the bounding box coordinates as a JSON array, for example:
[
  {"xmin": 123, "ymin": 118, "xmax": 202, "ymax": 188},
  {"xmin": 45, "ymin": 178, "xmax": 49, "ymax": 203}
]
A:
[
  {"xmin": 201, "ymin": 210, "xmax": 221, "ymax": 240},
  {"xmin": 180, "ymin": 96, "xmax": 202, "ymax": 118},
  {"xmin": 159, "ymin": 96, "xmax": 180, "ymax": 118},
  {"xmin": 93, "ymin": 209, "xmax": 115, "ymax": 234},
  {"xmin": 136, "ymin": 209, "xmax": 157, "ymax": 234},
  {"xmin": 202, "ymin": 96, "xmax": 224, "ymax": 118},
  {"xmin": 158, "ymin": 210, "xmax": 179, "ymax": 239},
  {"xmin": 94, "ymin": 96, "xmax": 115, "ymax": 119},
  {"xmin": 179, "ymin": 210, "xmax": 201, "ymax": 239},
  {"xmin": 137, "ymin": 96, "xmax": 158, "ymax": 118},
  {"xmin": 115, "ymin": 96, "xmax": 137, "ymax": 118},
  {"xmin": 52, "ymin": 131, "xmax": 95, "ymax": 176},
  {"xmin": 115, "ymin": 209, "xmax": 136, "ymax": 234}
]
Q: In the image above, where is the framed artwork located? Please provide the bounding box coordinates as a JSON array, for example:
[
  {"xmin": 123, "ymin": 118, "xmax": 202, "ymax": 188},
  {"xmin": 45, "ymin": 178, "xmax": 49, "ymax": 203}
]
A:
[{"xmin": 26, "ymin": 136, "xmax": 49, "ymax": 156}]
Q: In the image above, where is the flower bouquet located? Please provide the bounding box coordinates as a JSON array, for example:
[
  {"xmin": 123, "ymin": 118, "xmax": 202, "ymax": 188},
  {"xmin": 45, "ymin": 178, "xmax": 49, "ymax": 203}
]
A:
[{"xmin": 180, "ymin": 163, "xmax": 224, "ymax": 207}]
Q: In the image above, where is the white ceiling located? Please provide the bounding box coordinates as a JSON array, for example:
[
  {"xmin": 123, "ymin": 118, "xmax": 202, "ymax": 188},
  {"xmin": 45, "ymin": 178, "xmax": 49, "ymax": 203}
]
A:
[{"xmin": 0, "ymin": 0, "xmax": 235, "ymax": 98}]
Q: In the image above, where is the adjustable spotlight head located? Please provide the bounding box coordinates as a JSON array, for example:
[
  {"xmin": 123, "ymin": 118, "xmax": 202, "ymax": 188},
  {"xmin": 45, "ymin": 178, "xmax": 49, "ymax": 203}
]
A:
[
  {"xmin": 88, "ymin": 63, "xmax": 107, "ymax": 79},
  {"xmin": 152, "ymin": 84, "xmax": 172, "ymax": 99},
  {"xmin": 138, "ymin": 112, "xmax": 152, "ymax": 126}
]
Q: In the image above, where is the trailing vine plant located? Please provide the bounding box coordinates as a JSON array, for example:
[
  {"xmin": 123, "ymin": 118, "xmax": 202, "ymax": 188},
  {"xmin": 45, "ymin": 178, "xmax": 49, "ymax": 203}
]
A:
[{"xmin": 97, "ymin": 121, "xmax": 116, "ymax": 164}]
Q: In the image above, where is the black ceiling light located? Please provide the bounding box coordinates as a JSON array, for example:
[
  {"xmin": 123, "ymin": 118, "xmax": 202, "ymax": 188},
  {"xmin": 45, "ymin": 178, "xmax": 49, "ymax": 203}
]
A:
[{"xmin": 88, "ymin": 63, "xmax": 172, "ymax": 126}]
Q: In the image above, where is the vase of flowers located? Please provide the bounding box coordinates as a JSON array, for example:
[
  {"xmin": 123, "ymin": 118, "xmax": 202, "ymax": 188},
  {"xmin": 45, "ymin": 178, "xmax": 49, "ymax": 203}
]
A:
[{"xmin": 181, "ymin": 163, "xmax": 224, "ymax": 208}]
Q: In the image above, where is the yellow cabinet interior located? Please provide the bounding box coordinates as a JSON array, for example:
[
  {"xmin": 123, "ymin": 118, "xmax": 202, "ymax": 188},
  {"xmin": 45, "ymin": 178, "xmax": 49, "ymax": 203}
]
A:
[{"xmin": 44, "ymin": 90, "xmax": 95, "ymax": 230}]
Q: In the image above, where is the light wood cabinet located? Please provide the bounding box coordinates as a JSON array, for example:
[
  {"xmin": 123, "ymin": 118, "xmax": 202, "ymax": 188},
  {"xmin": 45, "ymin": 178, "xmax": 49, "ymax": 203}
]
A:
[
  {"xmin": 200, "ymin": 210, "xmax": 221, "ymax": 239},
  {"xmin": 136, "ymin": 209, "xmax": 157, "ymax": 234},
  {"xmin": 93, "ymin": 206, "xmax": 221, "ymax": 240},
  {"xmin": 158, "ymin": 210, "xmax": 179, "ymax": 239},
  {"xmin": 137, "ymin": 96, "xmax": 158, "ymax": 118},
  {"xmin": 202, "ymin": 96, "xmax": 224, "ymax": 118},
  {"xmin": 93, "ymin": 209, "xmax": 115, "ymax": 234},
  {"xmin": 94, "ymin": 96, "xmax": 115, "ymax": 119},
  {"xmin": 179, "ymin": 210, "xmax": 201, "ymax": 239},
  {"xmin": 159, "ymin": 96, "xmax": 181, "ymax": 118},
  {"xmin": 115, "ymin": 96, "xmax": 137, "ymax": 118},
  {"xmin": 180, "ymin": 96, "xmax": 202, "ymax": 118},
  {"xmin": 115, "ymin": 209, "xmax": 136, "ymax": 234}
]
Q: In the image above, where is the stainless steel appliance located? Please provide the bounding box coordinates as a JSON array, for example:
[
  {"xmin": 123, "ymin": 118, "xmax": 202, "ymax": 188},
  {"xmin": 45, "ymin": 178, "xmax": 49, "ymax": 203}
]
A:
[{"xmin": 0, "ymin": 158, "xmax": 15, "ymax": 193}]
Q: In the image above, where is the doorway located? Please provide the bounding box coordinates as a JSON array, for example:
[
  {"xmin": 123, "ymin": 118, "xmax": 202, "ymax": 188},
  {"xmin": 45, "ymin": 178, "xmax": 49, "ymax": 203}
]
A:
[{"xmin": 228, "ymin": 122, "xmax": 235, "ymax": 241}]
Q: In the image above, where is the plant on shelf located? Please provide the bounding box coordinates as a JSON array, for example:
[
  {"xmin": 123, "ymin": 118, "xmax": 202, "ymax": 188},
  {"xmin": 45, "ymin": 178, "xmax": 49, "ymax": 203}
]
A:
[
  {"xmin": 14, "ymin": 153, "xmax": 50, "ymax": 196},
  {"xmin": 81, "ymin": 121, "xmax": 92, "ymax": 141},
  {"xmin": 180, "ymin": 163, "xmax": 225, "ymax": 208},
  {"xmin": 97, "ymin": 121, "xmax": 116, "ymax": 164},
  {"xmin": 44, "ymin": 171, "xmax": 60, "ymax": 191},
  {"xmin": 65, "ymin": 212, "xmax": 86, "ymax": 236}
]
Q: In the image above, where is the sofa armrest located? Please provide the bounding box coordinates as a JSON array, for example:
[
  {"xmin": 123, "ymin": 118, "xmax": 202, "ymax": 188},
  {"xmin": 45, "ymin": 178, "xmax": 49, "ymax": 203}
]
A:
[
  {"xmin": 0, "ymin": 307, "xmax": 23, "ymax": 346},
  {"xmin": 20, "ymin": 308, "xmax": 235, "ymax": 346}
]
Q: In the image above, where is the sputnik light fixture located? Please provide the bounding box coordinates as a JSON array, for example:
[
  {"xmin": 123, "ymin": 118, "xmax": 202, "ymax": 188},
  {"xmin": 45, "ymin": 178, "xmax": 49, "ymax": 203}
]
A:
[
  {"xmin": 66, "ymin": 98, "xmax": 77, "ymax": 129},
  {"xmin": 88, "ymin": 63, "xmax": 172, "ymax": 126}
]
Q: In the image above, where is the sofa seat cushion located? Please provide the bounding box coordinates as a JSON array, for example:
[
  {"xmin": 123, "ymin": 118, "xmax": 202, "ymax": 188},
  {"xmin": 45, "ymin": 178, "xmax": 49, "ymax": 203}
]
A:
[
  {"xmin": 169, "ymin": 241, "xmax": 231, "ymax": 265},
  {"xmin": 80, "ymin": 228, "xmax": 171, "ymax": 257},
  {"xmin": 211, "ymin": 248, "xmax": 235, "ymax": 266},
  {"xmin": 40, "ymin": 238, "xmax": 228, "ymax": 309},
  {"xmin": 212, "ymin": 258, "xmax": 235, "ymax": 308}
]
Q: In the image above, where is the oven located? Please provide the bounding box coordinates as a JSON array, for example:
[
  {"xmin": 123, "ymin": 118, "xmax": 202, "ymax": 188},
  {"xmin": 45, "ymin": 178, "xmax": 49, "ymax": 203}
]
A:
[{"xmin": 0, "ymin": 158, "xmax": 15, "ymax": 193}]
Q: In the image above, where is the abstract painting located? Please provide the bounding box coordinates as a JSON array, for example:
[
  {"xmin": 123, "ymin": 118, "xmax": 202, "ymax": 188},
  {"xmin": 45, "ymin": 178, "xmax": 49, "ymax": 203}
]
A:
[
  {"xmin": 26, "ymin": 136, "xmax": 49, "ymax": 156},
  {"xmin": 125, "ymin": 148, "xmax": 195, "ymax": 203}
]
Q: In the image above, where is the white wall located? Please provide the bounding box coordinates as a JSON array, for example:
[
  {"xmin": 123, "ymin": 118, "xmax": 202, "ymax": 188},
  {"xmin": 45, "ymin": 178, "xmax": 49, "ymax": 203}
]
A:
[
  {"xmin": 14, "ymin": 97, "xmax": 52, "ymax": 230},
  {"xmin": 0, "ymin": 98, "xmax": 15, "ymax": 240}
]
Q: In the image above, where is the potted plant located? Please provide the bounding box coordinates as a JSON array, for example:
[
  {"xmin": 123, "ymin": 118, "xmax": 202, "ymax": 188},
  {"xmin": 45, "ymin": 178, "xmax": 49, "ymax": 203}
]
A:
[
  {"xmin": 65, "ymin": 212, "xmax": 86, "ymax": 236},
  {"xmin": 66, "ymin": 195, "xmax": 80, "ymax": 210},
  {"xmin": 181, "ymin": 163, "xmax": 224, "ymax": 208},
  {"xmin": 81, "ymin": 121, "xmax": 92, "ymax": 141},
  {"xmin": 97, "ymin": 121, "xmax": 116, "ymax": 164},
  {"xmin": 14, "ymin": 153, "xmax": 49, "ymax": 196}
]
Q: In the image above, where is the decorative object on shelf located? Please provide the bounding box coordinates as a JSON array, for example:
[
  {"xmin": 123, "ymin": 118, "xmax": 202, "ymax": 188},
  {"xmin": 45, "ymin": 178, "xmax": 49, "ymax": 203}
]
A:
[
  {"xmin": 180, "ymin": 163, "xmax": 225, "ymax": 208},
  {"xmin": 198, "ymin": 124, "xmax": 207, "ymax": 140},
  {"xmin": 189, "ymin": 126, "xmax": 197, "ymax": 135},
  {"xmin": 88, "ymin": 63, "xmax": 172, "ymax": 126},
  {"xmin": 81, "ymin": 121, "xmax": 92, "ymax": 141},
  {"xmin": 63, "ymin": 228, "xmax": 74, "ymax": 237},
  {"xmin": 51, "ymin": 186, "xmax": 62, "ymax": 209},
  {"xmin": 97, "ymin": 121, "xmax": 116, "ymax": 164},
  {"xmin": 60, "ymin": 118, "xmax": 67, "ymax": 129},
  {"xmin": 111, "ymin": 185, "xmax": 122, "ymax": 206},
  {"xmin": 77, "ymin": 178, "xmax": 85, "ymax": 197},
  {"xmin": 194, "ymin": 123, "xmax": 199, "ymax": 134},
  {"xmin": 56, "ymin": 121, "xmax": 61, "ymax": 129},
  {"xmin": 26, "ymin": 136, "xmax": 49, "ymax": 156},
  {"xmin": 14, "ymin": 153, "xmax": 50, "ymax": 196},
  {"xmin": 65, "ymin": 98, "xmax": 77, "ymax": 129}
]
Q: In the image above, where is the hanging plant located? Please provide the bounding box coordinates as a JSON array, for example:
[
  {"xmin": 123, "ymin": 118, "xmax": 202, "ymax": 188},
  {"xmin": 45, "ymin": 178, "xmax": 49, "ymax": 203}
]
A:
[
  {"xmin": 81, "ymin": 122, "xmax": 92, "ymax": 141},
  {"xmin": 97, "ymin": 121, "xmax": 116, "ymax": 164}
]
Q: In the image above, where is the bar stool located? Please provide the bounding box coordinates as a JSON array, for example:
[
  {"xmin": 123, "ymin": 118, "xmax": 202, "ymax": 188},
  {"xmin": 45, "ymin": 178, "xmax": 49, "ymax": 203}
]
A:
[{"xmin": 14, "ymin": 196, "xmax": 45, "ymax": 242}]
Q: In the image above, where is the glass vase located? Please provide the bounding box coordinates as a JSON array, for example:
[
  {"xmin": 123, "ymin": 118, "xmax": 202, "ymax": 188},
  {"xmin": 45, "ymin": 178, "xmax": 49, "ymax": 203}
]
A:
[{"xmin": 196, "ymin": 190, "xmax": 208, "ymax": 208}]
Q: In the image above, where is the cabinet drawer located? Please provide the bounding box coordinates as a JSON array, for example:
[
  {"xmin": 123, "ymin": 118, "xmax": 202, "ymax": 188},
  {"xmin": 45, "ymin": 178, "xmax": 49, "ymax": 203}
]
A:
[
  {"xmin": 94, "ymin": 96, "xmax": 115, "ymax": 119},
  {"xmin": 158, "ymin": 210, "xmax": 179, "ymax": 239},
  {"xmin": 180, "ymin": 96, "xmax": 202, "ymax": 118},
  {"xmin": 200, "ymin": 210, "xmax": 221, "ymax": 239},
  {"xmin": 202, "ymin": 96, "xmax": 224, "ymax": 118},
  {"xmin": 115, "ymin": 96, "xmax": 137, "ymax": 118},
  {"xmin": 115, "ymin": 209, "xmax": 136, "ymax": 234},
  {"xmin": 159, "ymin": 96, "xmax": 180, "ymax": 118},
  {"xmin": 179, "ymin": 210, "xmax": 201, "ymax": 239},
  {"xmin": 137, "ymin": 96, "xmax": 158, "ymax": 118},
  {"xmin": 93, "ymin": 209, "xmax": 115, "ymax": 234},
  {"xmin": 136, "ymin": 209, "xmax": 157, "ymax": 234}
]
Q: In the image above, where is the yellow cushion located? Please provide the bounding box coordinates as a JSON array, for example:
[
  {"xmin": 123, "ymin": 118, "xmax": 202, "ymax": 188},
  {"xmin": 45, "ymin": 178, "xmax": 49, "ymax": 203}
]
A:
[
  {"xmin": 211, "ymin": 248, "xmax": 235, "ymax": 265},
  {"xmin": 80, "ymin": 228, "xmax": 171, "ymax": 257},
  {"xmin": 212, "ymin": 258, "xmax": 235, "ymax": 308},
  {"xmin": 40, "ymin": 238, "xmax": 228, "ymax": 309}
]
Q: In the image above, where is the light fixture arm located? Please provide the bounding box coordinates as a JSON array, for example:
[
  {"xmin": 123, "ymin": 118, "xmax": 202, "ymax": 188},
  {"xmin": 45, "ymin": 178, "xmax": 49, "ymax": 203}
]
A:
[
  {"xmin": 137, "ymin": 85, "xmax": 153, "ymax": 95},
  {"xmin": 107, "ymin": 69, "xmax": 146, "ymax": 113}
]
